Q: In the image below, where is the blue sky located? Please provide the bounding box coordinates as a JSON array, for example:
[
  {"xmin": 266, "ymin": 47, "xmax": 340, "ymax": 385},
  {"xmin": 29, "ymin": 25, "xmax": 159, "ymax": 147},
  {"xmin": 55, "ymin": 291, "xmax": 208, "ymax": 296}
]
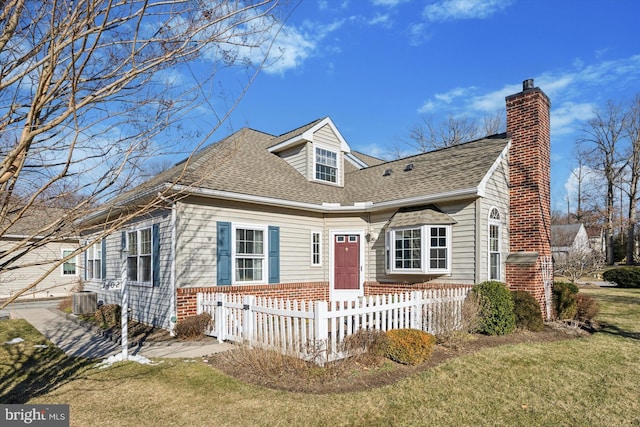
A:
[{"xmin": 185, "ymin": 0, "xmax": 640, "ymax": 212}]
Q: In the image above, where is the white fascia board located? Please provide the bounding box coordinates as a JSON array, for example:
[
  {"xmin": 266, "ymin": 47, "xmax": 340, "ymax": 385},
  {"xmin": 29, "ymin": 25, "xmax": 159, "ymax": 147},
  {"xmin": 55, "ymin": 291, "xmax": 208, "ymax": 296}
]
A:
[
  {"xmin": 268, "ymin": 117, "xmax": 351, "ymax": 154},
  {"xmin": 345, "ymin": 153, "xmax": 368, "ymax": 169},
  {"xmin": 477, "ymin": 140, "xmax": 511, "ymax": 197},
  {"xmin": 172, "ymin": 184, "xmax": 480, "ymax": 213}
]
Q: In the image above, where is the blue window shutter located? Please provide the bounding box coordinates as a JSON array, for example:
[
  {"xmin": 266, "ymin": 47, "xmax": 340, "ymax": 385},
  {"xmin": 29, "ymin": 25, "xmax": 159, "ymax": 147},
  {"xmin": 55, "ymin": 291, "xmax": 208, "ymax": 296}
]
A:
[
  {"xmin": 101, "ymin": 238, "xmax": 107, "ymax": 279},
  {"xmin": 121, "ymin": 231, "xmax": 126, "ymax": 250},
  {"xmin": 268, "ymin": 226, "xmax": 280, "ymax": 284},
  {"xmin": 217, "ymin": 222, "xmax": 231, "ymax": 285},
  {"xmin": 152, "ymin": 224, "xmax": 160, "ymax": 287}
]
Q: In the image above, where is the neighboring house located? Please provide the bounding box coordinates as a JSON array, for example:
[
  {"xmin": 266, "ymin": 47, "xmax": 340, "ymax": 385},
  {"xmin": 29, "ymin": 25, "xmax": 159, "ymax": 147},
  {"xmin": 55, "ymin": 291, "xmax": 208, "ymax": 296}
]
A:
[
  {"xmin": 81, "ymin": 79, "xmax": 553, "ymax": 330},
  {"xmin": 551, "ymin": 223, "xmax": 591, "ymax": 259},
  {"xmin": 0, "ymin": 206, "xmax": 81, "ymax": 300},
  {"xmin": 585, "ymin": 226, "xmax": 605, "ymax": 255}
]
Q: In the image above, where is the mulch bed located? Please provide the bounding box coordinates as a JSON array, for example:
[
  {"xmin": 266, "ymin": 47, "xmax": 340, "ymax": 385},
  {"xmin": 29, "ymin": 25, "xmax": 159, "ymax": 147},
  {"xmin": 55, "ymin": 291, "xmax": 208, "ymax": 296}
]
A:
[{"xmin": 206, "ymin": 324, "xmax": 589, "ymax": 394}]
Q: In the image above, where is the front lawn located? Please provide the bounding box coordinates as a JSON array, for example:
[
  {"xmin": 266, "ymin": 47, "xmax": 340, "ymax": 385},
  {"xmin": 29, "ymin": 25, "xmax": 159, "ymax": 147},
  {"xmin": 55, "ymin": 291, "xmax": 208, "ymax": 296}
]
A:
[{"xmin": 2, "ymin": 287, "xmax": 639, "ymax": 426}]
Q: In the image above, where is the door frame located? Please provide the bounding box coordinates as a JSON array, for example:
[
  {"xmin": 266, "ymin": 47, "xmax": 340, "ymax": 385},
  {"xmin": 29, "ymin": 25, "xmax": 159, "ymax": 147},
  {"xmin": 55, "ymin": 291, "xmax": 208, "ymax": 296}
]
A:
[{"xmin": 329, "ymin": 229, "xmax": 365, "ymax": 301}]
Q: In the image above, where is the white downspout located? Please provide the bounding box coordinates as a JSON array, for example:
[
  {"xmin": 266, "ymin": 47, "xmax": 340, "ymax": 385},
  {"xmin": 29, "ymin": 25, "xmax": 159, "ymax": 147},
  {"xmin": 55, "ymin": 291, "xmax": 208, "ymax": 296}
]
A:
[{"xmin": 159, "ymin": 193, "xmax": 177, "ymax": 336}]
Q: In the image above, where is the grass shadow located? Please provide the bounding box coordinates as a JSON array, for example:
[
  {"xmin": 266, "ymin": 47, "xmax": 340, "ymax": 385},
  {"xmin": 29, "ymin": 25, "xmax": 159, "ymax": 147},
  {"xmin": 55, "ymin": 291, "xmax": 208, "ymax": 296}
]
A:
[
  {"xmin": 597, "ymin": 322, "xmax": 640, "ymax": 341},
  {"xmin": 0, "ymin": 342, "xmax": 95, "ymax": 404}
]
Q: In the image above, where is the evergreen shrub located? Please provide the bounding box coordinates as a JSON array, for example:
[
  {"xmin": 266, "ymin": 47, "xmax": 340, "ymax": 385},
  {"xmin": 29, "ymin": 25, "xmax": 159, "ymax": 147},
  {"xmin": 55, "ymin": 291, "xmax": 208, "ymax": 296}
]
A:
[
  {"xmin": 471, "ymin": 281, "xmax": 516, "ymax": 336},
  {"xmin": 511, "ymin": 290, "xmax": 544, "ymax": 332}
]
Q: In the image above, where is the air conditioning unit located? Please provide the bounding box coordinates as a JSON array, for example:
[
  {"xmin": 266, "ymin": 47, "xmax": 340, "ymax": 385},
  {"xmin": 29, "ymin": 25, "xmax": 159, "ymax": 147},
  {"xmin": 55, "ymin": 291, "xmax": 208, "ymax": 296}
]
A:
[{"xmin": 72, "ymin": 291, "xmax": 97, "ymax": 315}]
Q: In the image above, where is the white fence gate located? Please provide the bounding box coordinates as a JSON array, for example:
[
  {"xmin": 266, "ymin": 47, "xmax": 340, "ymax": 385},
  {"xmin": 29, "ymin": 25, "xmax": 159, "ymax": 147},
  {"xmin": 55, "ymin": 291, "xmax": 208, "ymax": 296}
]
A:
[{"xmin": 197, "ymin": 287, "xmax": 471, "ymax": 365}]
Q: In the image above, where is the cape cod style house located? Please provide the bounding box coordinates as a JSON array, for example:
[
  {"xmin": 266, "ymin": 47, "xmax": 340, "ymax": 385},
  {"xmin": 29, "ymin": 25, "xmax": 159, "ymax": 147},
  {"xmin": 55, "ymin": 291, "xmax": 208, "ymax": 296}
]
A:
[{"xmin": 80, "ymin": 79, "xmax": 553, "ymax": 331}]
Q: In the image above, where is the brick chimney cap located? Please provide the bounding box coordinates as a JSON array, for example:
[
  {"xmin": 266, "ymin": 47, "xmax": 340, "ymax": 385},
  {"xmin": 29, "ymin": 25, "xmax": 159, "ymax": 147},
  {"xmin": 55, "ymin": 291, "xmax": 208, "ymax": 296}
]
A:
[{"xmin": 523, "ymin": 79, "xmax": 535, "ymax": 90}]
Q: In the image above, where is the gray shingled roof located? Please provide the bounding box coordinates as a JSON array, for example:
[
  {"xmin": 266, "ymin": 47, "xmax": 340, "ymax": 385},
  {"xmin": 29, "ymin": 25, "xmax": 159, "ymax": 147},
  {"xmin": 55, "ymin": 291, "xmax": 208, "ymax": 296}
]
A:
[
  {"xmin": 108, "ymin": 121, "xmax": 510, "ymax": 210},
  {"xmin": 551, "ymin": 224, "xmax": 583, "ymax": 247}
]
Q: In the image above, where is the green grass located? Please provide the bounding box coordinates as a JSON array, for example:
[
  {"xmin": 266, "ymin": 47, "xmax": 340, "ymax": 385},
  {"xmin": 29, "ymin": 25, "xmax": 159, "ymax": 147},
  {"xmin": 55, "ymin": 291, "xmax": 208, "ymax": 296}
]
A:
[{"xmin": 2, "ymin": 287, "xmax": 639, "ymax": 426}]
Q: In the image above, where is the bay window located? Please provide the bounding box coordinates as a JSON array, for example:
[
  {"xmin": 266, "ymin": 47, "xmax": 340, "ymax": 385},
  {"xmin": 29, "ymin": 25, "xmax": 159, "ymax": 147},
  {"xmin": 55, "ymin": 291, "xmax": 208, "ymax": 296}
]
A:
[{"xmin": 386, "ymin": 225, "xmax": 451, "ymax": 274}]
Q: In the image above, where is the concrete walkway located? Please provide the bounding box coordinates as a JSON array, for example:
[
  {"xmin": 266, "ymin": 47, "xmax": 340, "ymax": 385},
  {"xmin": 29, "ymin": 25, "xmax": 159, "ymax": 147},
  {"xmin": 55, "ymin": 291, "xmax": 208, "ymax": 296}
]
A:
[{"xmin": 6, "ymin": 301, "xmax": 234, "ymax": 360}]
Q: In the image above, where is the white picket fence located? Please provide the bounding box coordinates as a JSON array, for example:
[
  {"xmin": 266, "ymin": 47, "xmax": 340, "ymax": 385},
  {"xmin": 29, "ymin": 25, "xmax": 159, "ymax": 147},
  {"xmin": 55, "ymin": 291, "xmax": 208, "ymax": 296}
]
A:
[{"xmin": 197, "ymin": 286, "xmax": 472, "ymax": 365}]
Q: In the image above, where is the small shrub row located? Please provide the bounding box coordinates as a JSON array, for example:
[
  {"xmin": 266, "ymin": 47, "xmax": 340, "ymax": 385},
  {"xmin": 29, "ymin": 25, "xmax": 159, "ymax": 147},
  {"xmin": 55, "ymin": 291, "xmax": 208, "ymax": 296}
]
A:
[
  {"xmin": 602, "ymin": 267, "xmax": 640, "ymax": 288},
  {"xmin": 174, "ymin": 313, "xmax": 212, "ymax": 340}
]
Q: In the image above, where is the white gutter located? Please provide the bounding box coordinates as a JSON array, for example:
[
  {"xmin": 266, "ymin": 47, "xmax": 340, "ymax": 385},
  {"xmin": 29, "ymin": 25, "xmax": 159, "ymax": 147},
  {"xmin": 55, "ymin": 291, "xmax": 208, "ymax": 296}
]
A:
[
  {"xmin": 82, "ymin": 181, "xmax": 481, "ymax": 224},
  {"xmin": 171, "ymin": 184, "xmax": 480, "ymax": 213}
]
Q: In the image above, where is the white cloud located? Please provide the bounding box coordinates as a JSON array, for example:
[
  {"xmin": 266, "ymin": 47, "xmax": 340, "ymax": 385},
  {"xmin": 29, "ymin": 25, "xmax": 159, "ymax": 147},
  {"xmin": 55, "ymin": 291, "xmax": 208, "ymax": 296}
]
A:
[
  {"xmin": 551, "ymin": 102, "xmax": 596, "ymax": 136},
  {"xmin": 372, "ymin": 0, "xmax": 407, "ymax": 7},
  {"xmin": 369, "ymin": 13, "xmax": 392, "ymax": 26},
  {"xmin": 424, "ymin": 0, "xmax": 512, "ymax": 22}
]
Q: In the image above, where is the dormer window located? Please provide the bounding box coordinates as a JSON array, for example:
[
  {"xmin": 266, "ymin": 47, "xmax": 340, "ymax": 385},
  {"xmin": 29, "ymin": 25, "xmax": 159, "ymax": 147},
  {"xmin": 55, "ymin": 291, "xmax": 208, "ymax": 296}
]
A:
[{"xmin": 315, "ymin": 147, "xmax": 338, "ymax": 183}]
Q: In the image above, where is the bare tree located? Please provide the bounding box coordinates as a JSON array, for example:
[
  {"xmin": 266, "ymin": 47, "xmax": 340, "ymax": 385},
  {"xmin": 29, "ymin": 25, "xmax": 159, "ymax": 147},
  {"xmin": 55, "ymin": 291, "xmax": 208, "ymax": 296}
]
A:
[
  {"xmin": 406, "ymin": 112, "xmax": 505, "ymax": 153},
  {"xmin": 554, "ymin": 246, "xmax": 604, "ymax": 284},
  {"xmin": 0, "ymin": 0, "xmax": 292, "ymax": 307},
  {"xmin": 578, "ymin": 102, "xmax": 628, "ymax": 265},
  {"xmin": 623, "ymin": 94, "xmax": 640, "ymax": 264}
]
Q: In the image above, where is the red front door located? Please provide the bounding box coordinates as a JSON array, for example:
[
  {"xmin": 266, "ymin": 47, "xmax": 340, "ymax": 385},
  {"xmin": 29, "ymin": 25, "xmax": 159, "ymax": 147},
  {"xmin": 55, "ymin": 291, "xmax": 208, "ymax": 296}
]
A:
[{"xmin": 334, "ymin": 235, "xmax": 360, "ymax": 290}]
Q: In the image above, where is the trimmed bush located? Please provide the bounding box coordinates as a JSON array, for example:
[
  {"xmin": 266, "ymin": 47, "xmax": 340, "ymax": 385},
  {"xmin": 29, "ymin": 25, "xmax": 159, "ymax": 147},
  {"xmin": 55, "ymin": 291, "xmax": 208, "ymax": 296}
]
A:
[
  {"xmin": 471, "ymin": 281, "xmax": 516, "ymax": 336},
  {"xmin": 95, "ymin": 304, "xmax": 121, "ymax": 328},
  {"xmin": 511, "ymin": 290, "xmax": 544, "ymax": 332},
  {"xmin": 553, "ymin": 282, "xmax": 578, "ymax": 320},
  {"xmin": 602, "ymin": 267, "xmax": 640, "ymax": 288},
  {"xmin": 174, "ymin": 313, "xmax": 212, "ymax": 340},
  {"xmin": 575, "ymin": 294, "xmax": 600, "ymax": 322},
  {"xmin": 384, "ymin": 329, "xmax": 436, "ymax": 365}
]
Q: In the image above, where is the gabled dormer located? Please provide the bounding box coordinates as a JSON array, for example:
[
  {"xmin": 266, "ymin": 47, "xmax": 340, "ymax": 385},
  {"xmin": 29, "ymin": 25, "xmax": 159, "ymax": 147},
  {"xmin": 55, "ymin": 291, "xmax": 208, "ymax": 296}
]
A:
[{"xmin": 268, "ymin": 117, "xmax": 354, "ymax": 187}]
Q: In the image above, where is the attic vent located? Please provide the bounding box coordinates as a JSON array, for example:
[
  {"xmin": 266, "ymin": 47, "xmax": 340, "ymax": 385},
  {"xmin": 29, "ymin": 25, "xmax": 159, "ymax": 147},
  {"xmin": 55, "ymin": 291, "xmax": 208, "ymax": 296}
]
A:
[
  {"xmin": 383, "ymin": 168, "xmax": 393, "ymax": 177},
  {"xmin": 404, "ymin": 163, "xmax": 414, "ymax": 172}
]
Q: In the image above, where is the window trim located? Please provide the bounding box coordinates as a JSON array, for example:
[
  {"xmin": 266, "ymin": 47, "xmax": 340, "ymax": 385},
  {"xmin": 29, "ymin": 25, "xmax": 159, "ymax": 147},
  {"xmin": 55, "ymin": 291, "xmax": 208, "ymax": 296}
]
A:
[
  {"xmin": 311, "ymin": 231, "xmax": 322, "ymax": 266},
  {"xmin": 313, "ymin": 145, "xmax": 339, "ymax": 184},
  {"xmin": 126, "ymin": 227, "xmax": 154, "ymax": 287},
  {"xmin": 61, "ymin": 249, "xmax": 78, "ymax": 276},
  {"xmin": 85, "ymin": 243, "xmax": 102, "ymax": 280},
  {"xmin": 386, "ymin": 224, "xmax": 452, "ymax": 275},
  {"xmin": 232, "ymin": 223, "xmax": 268, "ymax": 285},
  {"xmin": 488, "ymin": 207, "xmax": 502, "ymax": 281}
]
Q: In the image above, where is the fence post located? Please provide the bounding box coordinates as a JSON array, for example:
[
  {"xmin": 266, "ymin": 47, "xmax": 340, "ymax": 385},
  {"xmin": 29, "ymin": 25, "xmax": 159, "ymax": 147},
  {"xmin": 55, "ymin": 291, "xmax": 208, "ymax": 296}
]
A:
[
  {"xmin": 243, "ymin": 295, "xmax": 254, "ymax": 347},
  {"xmin": 411, "ymin": 291, "xmax": 423, "ymax": 330},
  {"xmin": 196, "ymin": 292, "xmax": 203, "ymax": 315},
  {"xmin": 215, "ymin": 293, "xmax": 225, "ymax": 343},
  {"xmin": 314, "ymin": 300, "xmax": 329, "ymax": 366}
]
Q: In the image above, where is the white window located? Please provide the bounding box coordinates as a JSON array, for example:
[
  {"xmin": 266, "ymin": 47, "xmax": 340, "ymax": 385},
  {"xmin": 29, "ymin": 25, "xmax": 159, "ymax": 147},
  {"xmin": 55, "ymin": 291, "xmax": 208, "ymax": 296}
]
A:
[
  {"xmin": 86, "ymin": 243, "xmax": 102, "ymax": 280},
  {"xmin": 315, "ymin": 147, "xmax": 338, "ymax": 183},
  {"xmin": 234, "ymin": 225, "xmax": 266, "ymax": 283},
  {"xmin": 62, "ymin": 249, "xmax": 77, "ymax": 276},
  {"xmin": 311, "ymin": 231, "xmax": 322, "ymax": 266},
  {"xmin": 127, "ymin": 228, "xmax": 152, "ymax": 284},
  {"xmin": 489, "ymin": 207, "xmax": 502, "ymax": 280},
  {"xmin": 386, "ymin": 225, "xmax": 451, "ymax": 274}
]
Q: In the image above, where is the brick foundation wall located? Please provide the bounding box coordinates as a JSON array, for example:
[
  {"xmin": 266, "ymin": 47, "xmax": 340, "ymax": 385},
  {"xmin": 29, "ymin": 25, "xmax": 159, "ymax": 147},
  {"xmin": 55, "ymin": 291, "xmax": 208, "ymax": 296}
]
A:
[
  {"xmin": 364, "ymin": 281, "xmax": 473, "ymax": 295},
  {"xmin": 505, "ymin": 80, "xmax": 553, "ymax": 319},
  {"xmin": 176, "ymin": 282, "xmax": 329, "ymax": 321}
]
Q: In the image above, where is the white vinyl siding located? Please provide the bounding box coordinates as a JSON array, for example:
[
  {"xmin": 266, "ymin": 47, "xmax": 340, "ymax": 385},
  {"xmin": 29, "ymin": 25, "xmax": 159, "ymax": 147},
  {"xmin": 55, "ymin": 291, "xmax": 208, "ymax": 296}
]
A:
[
  {"xmin": 176, "ymin": 198, "xmax": 328, "ymax": 287},
  {"xmin": 82, "ymin": 211, "xmax": 172, "ymax": 330},
  {"xmin": 279, "ymin": 143, "xmax": 308, "ymax": 177}
]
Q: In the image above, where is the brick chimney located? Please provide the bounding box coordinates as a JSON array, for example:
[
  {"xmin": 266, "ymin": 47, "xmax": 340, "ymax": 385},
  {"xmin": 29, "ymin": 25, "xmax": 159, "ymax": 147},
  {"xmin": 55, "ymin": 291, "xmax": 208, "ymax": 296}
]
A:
[{"xmin": 505, "ymin": 79, "xmax": 553, "ymax": 319}]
